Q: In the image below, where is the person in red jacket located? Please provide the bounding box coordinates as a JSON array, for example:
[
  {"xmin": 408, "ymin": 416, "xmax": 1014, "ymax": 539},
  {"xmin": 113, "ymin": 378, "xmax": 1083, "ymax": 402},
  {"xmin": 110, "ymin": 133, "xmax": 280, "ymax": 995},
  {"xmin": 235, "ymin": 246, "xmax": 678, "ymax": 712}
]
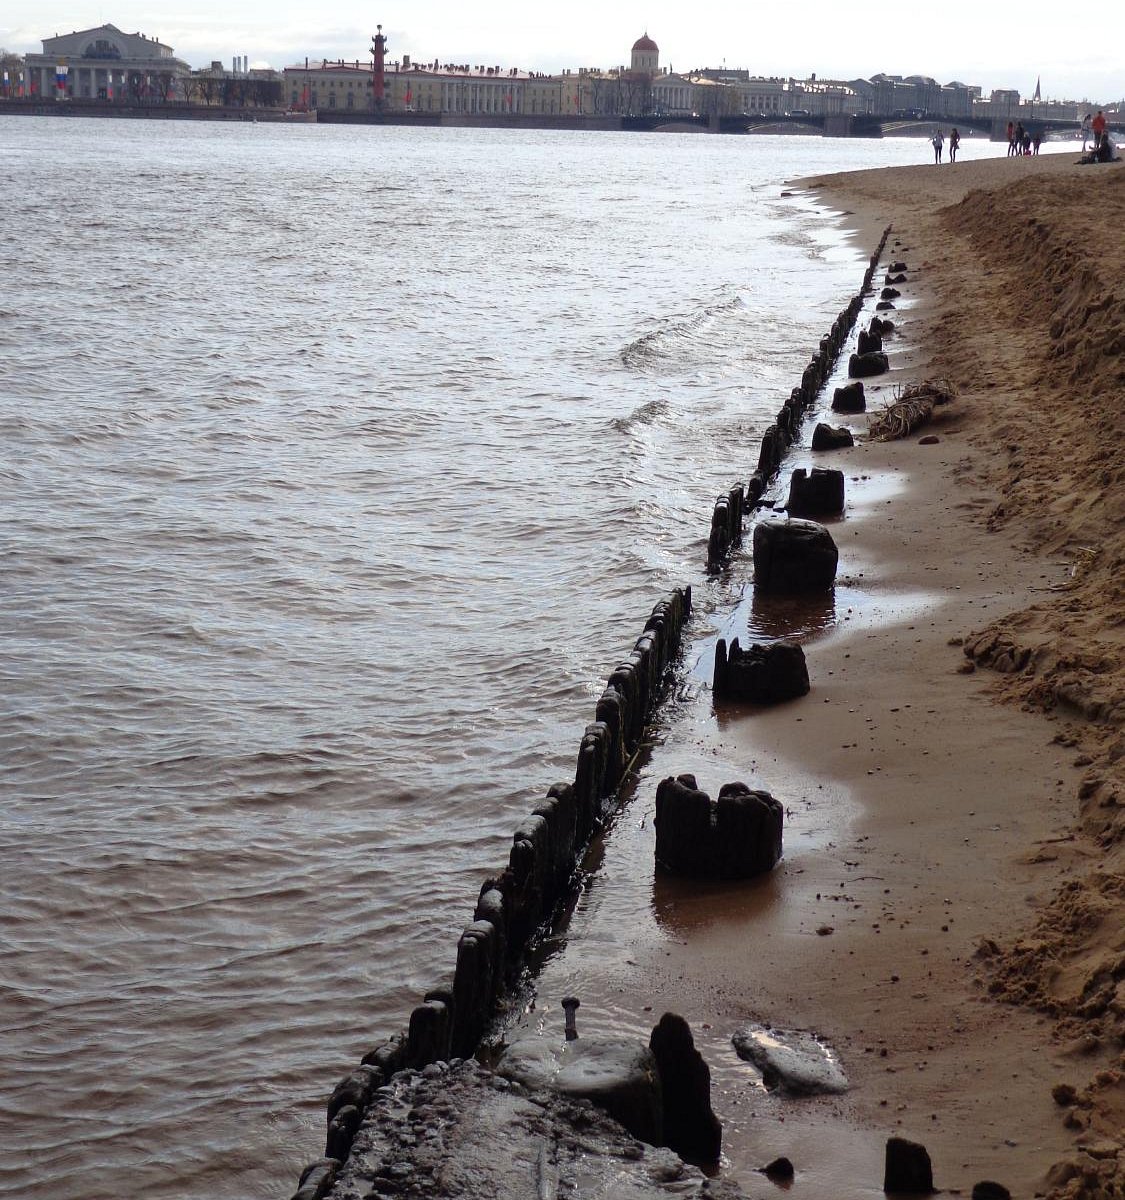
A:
[{"xmin": 1091, "ymin": 110, "xmax": 1107, "ymax": 148}]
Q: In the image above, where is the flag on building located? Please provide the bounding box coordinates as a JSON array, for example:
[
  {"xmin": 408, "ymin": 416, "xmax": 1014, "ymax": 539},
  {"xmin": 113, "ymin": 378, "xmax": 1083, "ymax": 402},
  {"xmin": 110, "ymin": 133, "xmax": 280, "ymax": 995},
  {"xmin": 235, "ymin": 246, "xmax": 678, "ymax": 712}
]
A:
[
  {"xmin": 404, "ymin": 87, "xmax": 413, "ymax": 106},
  {"xmin": 2, "ymin": 69, "xmax": 8, "ymax": 98},
  {"xmin": 55, "ymin": 62, "xmax": 68, "ymax": 93}
]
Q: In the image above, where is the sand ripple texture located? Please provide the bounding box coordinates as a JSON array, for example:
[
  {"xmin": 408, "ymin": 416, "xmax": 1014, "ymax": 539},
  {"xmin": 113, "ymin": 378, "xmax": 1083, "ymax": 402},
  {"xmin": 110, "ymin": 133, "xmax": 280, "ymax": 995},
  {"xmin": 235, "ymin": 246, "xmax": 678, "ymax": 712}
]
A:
[{"xmin": 0, "ymin": 119, "xmax": 938, "ymax": 1199}]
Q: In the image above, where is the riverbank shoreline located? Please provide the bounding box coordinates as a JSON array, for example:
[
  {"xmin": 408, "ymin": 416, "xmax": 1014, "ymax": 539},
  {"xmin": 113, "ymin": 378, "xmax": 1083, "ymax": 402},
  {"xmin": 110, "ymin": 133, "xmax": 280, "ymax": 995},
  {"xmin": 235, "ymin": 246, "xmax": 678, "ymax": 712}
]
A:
[
  {"xmin": 294, "ymin": 152, "xmax": 1123, "ymax": 1199},
  {"xmin": 494, "ymin": 153, "xmax": 1123, "ymax": 1195}
]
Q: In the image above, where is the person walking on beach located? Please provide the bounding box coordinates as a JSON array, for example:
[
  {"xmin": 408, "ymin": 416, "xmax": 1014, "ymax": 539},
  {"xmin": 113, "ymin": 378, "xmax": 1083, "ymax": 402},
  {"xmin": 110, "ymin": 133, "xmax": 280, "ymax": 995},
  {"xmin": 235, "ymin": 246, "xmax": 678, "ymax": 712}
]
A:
[
  {"xmin": 1007, "ymin": 120, "xmax": 1015, "ymax": 155},
  {"xmin": 1092, "ymin": 110, "xmax": 1107, "ymax": 149},
  {"xmin": 1032, "ymin": 130, "xmax": 1042, "ymax": 155},
  {"xmin": 949, "ymin": 127, "xmax": 961, "ymax": 162},
  {"xmin": 931, "ymin": 130, "xmax": 944, "ymax": 164},
  {"xmin": 1081, "ymin": 113, "xmax": 1092, "ymax": 150}
]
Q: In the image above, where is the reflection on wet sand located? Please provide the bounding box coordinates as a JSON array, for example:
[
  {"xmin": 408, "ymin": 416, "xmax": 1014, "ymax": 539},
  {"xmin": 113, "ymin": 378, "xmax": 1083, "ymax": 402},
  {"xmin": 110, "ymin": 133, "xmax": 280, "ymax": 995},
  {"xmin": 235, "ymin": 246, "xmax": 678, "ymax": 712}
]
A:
[
  {"xmin": 652, "ymin": 864, "xmax": 784, "ymax": 936},
  {"xmin": 747, "ymin": 587, "xmax": 838, "ymax": 641}
]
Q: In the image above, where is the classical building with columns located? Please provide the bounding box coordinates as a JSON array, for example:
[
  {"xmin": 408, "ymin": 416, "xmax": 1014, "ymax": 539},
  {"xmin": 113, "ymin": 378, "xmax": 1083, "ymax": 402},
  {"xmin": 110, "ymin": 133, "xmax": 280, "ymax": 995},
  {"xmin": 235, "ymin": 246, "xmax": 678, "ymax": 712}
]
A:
[{"xmin": 23, "ymin": 24, "xmax": 190, "ymax": 101}]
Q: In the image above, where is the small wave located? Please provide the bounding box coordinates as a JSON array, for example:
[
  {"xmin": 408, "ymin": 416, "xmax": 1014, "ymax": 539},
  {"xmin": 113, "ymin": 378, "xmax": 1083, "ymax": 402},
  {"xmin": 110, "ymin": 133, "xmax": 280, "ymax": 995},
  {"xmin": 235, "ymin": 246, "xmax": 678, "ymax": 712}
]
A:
[
  {"xmin": 620, "ymin": 292, "xmax": 747, "ymax": 371},
  {"xmin": 611, "ymin": 396, "xmax": 671, "ymax": 432}
]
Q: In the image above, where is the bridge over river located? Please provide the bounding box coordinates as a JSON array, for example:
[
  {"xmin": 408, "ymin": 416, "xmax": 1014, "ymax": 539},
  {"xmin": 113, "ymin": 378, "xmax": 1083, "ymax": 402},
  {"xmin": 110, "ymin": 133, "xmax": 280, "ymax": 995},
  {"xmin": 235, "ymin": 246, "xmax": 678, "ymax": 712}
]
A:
[{"xmin": 706, "ymin": 112, "xmax": 1119, "ymax": 140}]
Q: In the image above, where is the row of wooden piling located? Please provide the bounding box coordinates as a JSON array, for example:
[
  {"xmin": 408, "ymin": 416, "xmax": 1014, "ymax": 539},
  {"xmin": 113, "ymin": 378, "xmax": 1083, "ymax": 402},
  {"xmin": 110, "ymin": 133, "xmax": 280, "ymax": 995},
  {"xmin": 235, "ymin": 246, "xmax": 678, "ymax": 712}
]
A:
[
  {"xmin": 296, "ymin": 588, "xmax": 692, "ymax": 1192},
  {"xmin": 294, "ymin": 227, "xmax": 895, "ymax": 1200},
  {"xmin": 706, "ymin": 224, "xmax": 892, "ymax": 571}
]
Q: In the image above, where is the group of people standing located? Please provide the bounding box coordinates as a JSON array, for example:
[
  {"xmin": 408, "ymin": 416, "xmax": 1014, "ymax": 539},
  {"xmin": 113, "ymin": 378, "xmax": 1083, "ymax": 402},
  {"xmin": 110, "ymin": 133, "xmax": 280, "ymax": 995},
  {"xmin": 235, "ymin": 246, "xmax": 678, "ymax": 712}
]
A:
[
  {"xmin": 1081, "ymin": 111, "xmax": 1115, "ymax": 163},
  {"xmin": 926, "ymin": 112, "xmax": 1113, "ymax": 167},
  {"xmin": 930, "ymin": 127, "xmax": 961, "ymax": 163},
  {"xmin": 1006, "ymin": 121, "xmax": 1042, "ymax": 156},
  {"xmin": 1081, "ymin": 111, "xmax": 1109, "ymax": 151}
]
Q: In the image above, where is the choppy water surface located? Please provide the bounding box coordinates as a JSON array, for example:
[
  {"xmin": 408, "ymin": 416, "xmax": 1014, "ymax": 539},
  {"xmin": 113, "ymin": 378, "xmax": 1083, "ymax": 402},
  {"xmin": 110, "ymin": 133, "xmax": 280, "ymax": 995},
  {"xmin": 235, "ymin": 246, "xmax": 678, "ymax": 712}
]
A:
[{"xmin": 0, "ymin": 118, "xmax": 1001, "ymax": 1199}]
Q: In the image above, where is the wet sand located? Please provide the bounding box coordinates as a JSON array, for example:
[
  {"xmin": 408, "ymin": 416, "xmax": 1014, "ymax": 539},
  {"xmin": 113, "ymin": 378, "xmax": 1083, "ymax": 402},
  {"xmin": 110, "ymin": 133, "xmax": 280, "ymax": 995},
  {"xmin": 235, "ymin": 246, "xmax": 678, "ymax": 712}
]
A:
[{"xmin": 523, "ymin": 150, "xmax": 1124, "ymax": 1198}]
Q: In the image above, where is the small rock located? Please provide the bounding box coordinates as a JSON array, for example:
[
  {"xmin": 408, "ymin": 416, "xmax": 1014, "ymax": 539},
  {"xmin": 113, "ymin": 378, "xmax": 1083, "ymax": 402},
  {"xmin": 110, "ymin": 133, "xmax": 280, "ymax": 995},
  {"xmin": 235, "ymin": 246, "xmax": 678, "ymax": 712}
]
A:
[
  {"xmin": 918, "ymin": 435, "xmax": 940, "ymax": 445},
  {"xmin": 971, "ymin": 1183, "xmax": 1010, "ymax": 1200},
  {"xmin": 733, "ymin": 1026, "xmax": 848, "ymax": 1095},
  {"xmin": 1051, "ymin": 1083, "xmax": 1077, "ymax": 1106},
  {"xmin": 762, "ymin": 1157, "xmax": 795, "ymax": 1182},
  {"xmin": 811, "ymin": 422, "xmax": 855, "ymax": 451}
]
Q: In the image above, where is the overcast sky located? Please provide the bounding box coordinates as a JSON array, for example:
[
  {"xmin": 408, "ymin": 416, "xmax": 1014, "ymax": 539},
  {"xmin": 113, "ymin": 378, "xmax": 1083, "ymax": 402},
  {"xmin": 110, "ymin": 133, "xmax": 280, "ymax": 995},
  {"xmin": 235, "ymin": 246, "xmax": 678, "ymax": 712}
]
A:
[{"xmin": 2, "ymin": 1, "xmax": 1120, "ymax": 103}]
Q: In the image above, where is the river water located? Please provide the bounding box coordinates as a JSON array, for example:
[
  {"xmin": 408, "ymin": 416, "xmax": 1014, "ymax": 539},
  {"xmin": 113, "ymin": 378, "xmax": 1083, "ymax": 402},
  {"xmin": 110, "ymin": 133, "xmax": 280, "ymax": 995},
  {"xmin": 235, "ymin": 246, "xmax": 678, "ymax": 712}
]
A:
[{"xmin": 0, "ymin": 117, "xmax": 1004, "ymax": 1199}]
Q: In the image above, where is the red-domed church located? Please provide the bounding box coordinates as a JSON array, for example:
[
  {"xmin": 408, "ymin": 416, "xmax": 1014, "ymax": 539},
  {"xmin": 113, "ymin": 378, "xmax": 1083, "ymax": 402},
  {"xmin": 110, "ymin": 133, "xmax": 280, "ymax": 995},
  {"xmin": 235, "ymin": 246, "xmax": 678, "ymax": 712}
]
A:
[{"xmin": 630, "ymin": 33, "xmax": 659, "ymax": 74}]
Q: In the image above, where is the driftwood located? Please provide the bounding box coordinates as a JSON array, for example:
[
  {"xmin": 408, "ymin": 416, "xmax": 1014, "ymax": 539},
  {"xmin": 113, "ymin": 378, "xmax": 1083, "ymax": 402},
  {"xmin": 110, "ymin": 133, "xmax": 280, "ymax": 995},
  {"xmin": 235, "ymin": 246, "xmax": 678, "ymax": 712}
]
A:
[{"xmin": 867, "ymin": 379, "xmax": 955, "ymax": 441}]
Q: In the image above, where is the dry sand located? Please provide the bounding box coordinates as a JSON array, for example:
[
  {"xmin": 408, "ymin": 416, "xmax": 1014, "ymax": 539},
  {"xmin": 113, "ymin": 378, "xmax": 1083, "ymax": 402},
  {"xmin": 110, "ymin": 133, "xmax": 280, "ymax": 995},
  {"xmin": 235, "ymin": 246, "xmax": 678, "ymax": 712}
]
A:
[
  {"xmin": 806, "ymin": 149, "xmax": 1125, "ymax": 1025},
  {"xmin": 755, "ymin": 151, "xmax": 1125, "ymax": 1196},
  {"xmin": 521, "ymin": 151, "xmax": 1123, "ymax": 1200}
]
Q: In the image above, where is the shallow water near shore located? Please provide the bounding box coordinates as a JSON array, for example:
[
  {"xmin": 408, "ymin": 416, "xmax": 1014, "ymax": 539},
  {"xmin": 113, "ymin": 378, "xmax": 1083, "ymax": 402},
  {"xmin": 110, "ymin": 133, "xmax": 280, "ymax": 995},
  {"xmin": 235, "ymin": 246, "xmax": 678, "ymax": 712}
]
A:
[{"xmin": 0, "ymin": 119, "xmax": 1022, "ymax": 1198}]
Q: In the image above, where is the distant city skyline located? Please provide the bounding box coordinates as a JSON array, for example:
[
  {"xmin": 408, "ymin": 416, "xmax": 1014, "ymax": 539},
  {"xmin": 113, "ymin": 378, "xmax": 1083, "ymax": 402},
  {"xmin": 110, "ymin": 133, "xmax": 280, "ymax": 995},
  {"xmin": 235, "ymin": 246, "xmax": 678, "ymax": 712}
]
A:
[{"xmin": 2, "ymin": 1, "xmax": 1121, "ymax": 103}]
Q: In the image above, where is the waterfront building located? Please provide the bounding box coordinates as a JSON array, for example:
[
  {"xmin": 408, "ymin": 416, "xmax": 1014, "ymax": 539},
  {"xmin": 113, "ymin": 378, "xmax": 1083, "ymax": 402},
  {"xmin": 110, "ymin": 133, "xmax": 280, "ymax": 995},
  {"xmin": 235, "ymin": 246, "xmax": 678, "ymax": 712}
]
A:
[
  {"xmin": 281, "ymin": 34, "xmax": 672, "ymax": 119},
  {"xmin": 281, "ymin": 57, "xmax": 543, "ymax": 114},
  {"xmin": 973, "ymin": 89, "xmax": 1078, "ymax": 124},
  {"xmin": 693, "ymin": 69, "xmax": 786, "ymax": 116},
  {"xmin": 651, "ymin": 71, "xmax": 697, "ymax": 117},
  {"xmin": 788, "ymin": 77, "xmax": 869, "ymax": 117},
  {"xmin": 187, "ymin": 60, "xmax": 282, "ymax": 107},
  {"xmin": 23, "ymin": 24, "xmax": 190, "ymax": 100}
]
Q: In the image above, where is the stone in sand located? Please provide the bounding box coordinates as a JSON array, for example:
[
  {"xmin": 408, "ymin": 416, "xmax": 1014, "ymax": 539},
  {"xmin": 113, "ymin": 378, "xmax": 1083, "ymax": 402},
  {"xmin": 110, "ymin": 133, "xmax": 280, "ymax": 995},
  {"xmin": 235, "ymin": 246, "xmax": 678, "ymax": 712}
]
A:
[
  {"xmin": 848, "ymin": 351, "xmax": 890, "ymax": 378},
  {"xmin": 875, "ymin": 299, "xmax": 895, "ymax": 311},
  {"xmin": 883, "ymin": 1136, "xmax": 934, "ymax": 1194},
  {"xmin": 832, "ymin": 380, "xmax": 866, "ymax": 412},
  {"xmin": 762, "ymin": 1157, "xmax": 795, "ymax": 1181},
  {"xmin": 753, "ymin": 518, "xmax": 838, "ymax": 592},
  {"xmin": 732, "ymin": 1025, "xmax": 848, "ymax": 1096},
  {"xmin": 811, "ymin": 422, "xmax": 855, "ymax": 451},
  {"xmin": 786, "ymin": 467, "xmax": 845, "ymax": 517},
  {"xmin": 971, "ymin": 1184, "xmax": 1011, "ymax": 1200},
  {"xmin": 880, "ymin": 286, "xmax": 901, "ymax": 300},
  {"xmin": 713, "ymin": 638, "xmax": 810, "ymax": 704}
]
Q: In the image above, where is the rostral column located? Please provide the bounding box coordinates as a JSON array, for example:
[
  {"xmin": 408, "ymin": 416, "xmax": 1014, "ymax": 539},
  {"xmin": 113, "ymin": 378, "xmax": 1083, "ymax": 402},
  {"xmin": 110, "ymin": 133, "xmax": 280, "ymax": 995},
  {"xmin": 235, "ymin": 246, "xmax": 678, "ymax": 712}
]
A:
[{"xmin": 371, "ymin": 24, "xmax": 387, "ymax": 110}]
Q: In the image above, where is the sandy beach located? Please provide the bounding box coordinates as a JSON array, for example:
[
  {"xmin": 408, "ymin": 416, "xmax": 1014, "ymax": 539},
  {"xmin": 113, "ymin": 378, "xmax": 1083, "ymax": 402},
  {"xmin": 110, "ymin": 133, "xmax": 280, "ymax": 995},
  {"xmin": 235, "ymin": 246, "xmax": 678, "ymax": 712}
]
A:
[
  {"xmin": 531, "ymin": 151, "xmax": 1125, "ymax": 1196},
  {"xmin": 696, "ymin": 149, "xmax": 1125, "ymax": 1195}
]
